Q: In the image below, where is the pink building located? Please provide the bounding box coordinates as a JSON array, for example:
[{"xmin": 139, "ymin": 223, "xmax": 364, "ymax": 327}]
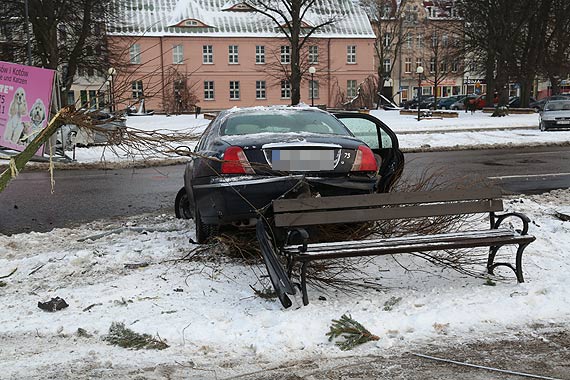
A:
[{"xmin": 107, "ymin": 0, "xmax": 376, "ymax": 113}]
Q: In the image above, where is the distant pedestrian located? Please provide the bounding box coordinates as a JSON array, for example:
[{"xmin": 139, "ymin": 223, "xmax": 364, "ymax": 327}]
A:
[{"xmin": 463, "ymin": 96, "xmax": 470, "ymax": 113}]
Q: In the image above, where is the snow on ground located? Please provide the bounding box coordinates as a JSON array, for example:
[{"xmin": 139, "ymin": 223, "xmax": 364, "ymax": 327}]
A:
[{"xmin": 1, "ymin": 189, "xmax": 569, "ymax": 379}]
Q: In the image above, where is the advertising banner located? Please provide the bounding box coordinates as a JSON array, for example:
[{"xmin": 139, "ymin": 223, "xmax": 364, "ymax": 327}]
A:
[{"xmin": 0, "ymin": 61, "xmax": 56, "ymax": 154}]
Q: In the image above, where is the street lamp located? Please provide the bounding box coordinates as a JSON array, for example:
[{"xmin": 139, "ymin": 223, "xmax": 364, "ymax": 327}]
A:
[
  {"xmin": 416, "ymin": 65, "xmax": 424, "ymax": 121},
  {"xmin": 309, "ymin": 66, "xmax": 316, "ymax": 107},
  {"xmin": 107, "ymin": 67, "xmax": 117, "ymax": 113}
]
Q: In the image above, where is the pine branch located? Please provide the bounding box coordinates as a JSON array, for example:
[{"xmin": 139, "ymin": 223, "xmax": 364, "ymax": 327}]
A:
[{"xmin": 326, "ymin": 314, "xmax": 379, "ymax": 351}]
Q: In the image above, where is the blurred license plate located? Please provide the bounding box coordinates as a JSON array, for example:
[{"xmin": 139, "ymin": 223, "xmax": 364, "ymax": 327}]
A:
[
  {"xmin": 272, "ymin": 149, "xmax": 334, "ymax": 171},
  {"xmin": 557, "ymin": 120, "xmax": 570, "ymax": 125}
]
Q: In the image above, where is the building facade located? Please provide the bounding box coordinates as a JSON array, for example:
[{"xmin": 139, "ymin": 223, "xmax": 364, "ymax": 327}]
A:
[{"xmin": 107, "ymin": 0, "xmax": 377, "ymax": 113}]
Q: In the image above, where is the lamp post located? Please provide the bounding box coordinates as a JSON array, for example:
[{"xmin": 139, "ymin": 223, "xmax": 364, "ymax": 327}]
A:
[
  {"xmin": 309, "ymin": 66, "xmax": 316, "ymax": 107},
  {"xmin": 416, "ymin": 65, "xmax": 424, "ymax": 121},
  {"xmin": 107, "ymin": 67, "xmax": 116, "ymax": 113}
]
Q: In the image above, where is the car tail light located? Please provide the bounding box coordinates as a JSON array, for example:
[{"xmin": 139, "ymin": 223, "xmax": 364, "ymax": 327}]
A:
[
  {"xmin": 351, "ymin": 145, "xmax": 378, "ymax": 172},
  {"xmin": 221, "ymin": 146, "xmax": 255, "ymax": 174}
]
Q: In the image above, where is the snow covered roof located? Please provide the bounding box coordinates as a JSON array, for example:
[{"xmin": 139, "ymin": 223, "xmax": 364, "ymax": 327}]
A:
[{"xmin": 108, "ymin": 0, "xmax": 375, "ymax": 38}]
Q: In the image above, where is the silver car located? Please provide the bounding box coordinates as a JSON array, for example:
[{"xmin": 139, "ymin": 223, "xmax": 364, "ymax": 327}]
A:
[{"xmin": 540, "ymin": 100, "xmax": 570, "ymax": 131}]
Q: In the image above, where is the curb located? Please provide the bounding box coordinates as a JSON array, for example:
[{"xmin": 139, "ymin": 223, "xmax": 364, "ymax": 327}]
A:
[{"xmin": 396, "ymin": 125, "xmax": 538, "ymax": 135}]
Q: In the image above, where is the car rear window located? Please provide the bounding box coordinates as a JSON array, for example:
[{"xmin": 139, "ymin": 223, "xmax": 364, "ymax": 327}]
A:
[
  {"xmin": 545, "ymin": 101, "xmax": 570, "ymax": 111},
  {"xmin": 221, "ymin": 111, "xmax": 352, "ymax": 136}
]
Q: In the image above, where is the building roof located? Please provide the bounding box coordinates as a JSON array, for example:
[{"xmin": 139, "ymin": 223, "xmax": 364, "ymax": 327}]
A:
[{"xmin": 108, "ymin": 0, "xmax": 375, "ymax": 38}]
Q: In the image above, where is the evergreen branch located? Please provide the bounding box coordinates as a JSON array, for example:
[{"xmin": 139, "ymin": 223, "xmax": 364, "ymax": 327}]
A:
[{"xmin": 326, "ymin": 314, "xmax": 379, "ymax": 351}]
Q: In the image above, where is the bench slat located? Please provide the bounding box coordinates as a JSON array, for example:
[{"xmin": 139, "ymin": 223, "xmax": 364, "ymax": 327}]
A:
[
  {"xmin": 273, "ymin": 188, "xmax": 503, "ymax": 213},
  {"xmin": 283, "ymin": 232, "xmax": 535, "ymax": 261},
  {"xmin": 275, "ymin": 199, "xmax": 504, "ymax": 227}
]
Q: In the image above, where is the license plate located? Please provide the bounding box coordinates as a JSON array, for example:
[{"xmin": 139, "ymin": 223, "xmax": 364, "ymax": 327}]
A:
[
  {"xmin": 557, "ymin": 120, "xmax": 570, "ymax": 125},
  {"xmin": 272, "ymin": 149, "xmax": 334, "ymax": 171}
]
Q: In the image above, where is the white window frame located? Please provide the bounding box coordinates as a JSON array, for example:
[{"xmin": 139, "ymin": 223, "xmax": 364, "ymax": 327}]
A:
[
  {"xmin": 130, "ymin": 44, "xmax": 141, "ymax": 64},
  {"xmin": 309, "ymin": 80, "xmax": 319, "ymax": 99},
  {"xmin": 173, "ymin": 44, "xmax": 184, "ymax": 64},
  {"xmin": 256, "ymin": 80, "xmax": 266, "ymax": 99},
  {"xmin": 204, "ymin": 81, "xmax": 214, "ymax": 100},
  {"xmin": 347, "ymin": 45, "xmax": 356, "ymax": 64},
  {"xmin": 406, "ymin": 33, "xmax": 413, "ymax": 48},
  {"xmin": 280, "ymin": 80, "xmax": 291, "ymax": 99},
  {"xmin": 132, "ymin": 80, "xmax": 143, "ymax": 99},
  {"xmin": 347, "ymin": 80, "xmax": 357, "ymax": 98},
  {"xmin": 230, "ymin": 81, "xmax": 240, "ymax": 99},
  {"xmin": 383, "ymin": 33, "xmax": 391, "ymax": 47},
  {"xmin": 430, "ymin": 57, "xmax": 436, "ymax": 73},
  {"xmin": 203, "ymin": 45, "xmax": 213, "ymax": 64},
  {"xmin": 383, "ymin": 58, "xmax": 391, "ymax": 74},
  {"xmin": 280, "ymin": 45, "xmax": 291, "ymax": 64},
  {"xmin": 255, "ymin": 45, "xmax": 265, "ymax": 64},
  {"xmin": 404, "ymin": 57, "xmax": 412, "ymax": 73},
  {"xmin": 308, "ymin": 45, "xmax": 318, "ymax": 64},
  {"xmin": 229, "ymin": 45, "xmax": 239, "ymax": 64}
]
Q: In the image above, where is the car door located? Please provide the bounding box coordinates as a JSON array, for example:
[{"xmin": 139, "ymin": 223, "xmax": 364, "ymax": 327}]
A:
[{"xmin": 334, "ymin": 112, "xmax": 404, "ymax": 192}]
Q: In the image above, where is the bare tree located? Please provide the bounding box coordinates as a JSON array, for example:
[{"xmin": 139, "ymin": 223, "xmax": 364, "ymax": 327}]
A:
[
  {"xmin": 0, "ymin": 0, "xmax": 119, "ymax": 105},
  {"xmin": 244, "ymin": 0, "xmax": 337, "ymax": 105}
]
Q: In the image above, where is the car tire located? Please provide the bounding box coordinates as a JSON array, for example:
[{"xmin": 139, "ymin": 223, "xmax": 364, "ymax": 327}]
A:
[
  {"xmin": 540, "ymin": 121, "xmax": 548, "ymax": 132},
  {"xmin": 194, "ymin": 203, "xmax": 218, "ymax": 244},
  {"xmin": 175, "ymin": 187, "xmax": 192, "ymax": 219}
]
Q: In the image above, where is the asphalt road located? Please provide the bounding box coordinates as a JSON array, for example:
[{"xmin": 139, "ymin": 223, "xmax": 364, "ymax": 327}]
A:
[{"xmin": 1, "ymin": 145, "xmax": 569, "ymax": 235}]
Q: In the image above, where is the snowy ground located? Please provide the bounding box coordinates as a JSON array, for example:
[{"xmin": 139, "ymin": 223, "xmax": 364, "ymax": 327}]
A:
[{"xmin": 1, "ymin": 188, "xmax": 569, "ymax": 379}]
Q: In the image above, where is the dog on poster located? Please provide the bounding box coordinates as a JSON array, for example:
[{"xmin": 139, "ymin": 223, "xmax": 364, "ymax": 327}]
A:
[
  {"xmin": 3, "ymin": 87, "xmax": 28, "ymax": 145},
  {"xmin": 20, "ymin": 98, "xmax": 47, "ymax": 144}
]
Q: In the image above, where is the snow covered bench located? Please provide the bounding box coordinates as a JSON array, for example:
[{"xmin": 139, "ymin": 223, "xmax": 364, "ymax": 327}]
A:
[{"xmin": 257, "ymin": 188, "xmax": 535, "ymax": 307}]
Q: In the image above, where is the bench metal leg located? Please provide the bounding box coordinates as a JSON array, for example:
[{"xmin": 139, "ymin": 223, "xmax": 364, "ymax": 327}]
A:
[
  {"xmin": 301, "ymin": 262, "xmax": 309, "ymax": 306},
  {"xmin": 487, "ymin": 243, "xmax": 528, "ymax": 283}
]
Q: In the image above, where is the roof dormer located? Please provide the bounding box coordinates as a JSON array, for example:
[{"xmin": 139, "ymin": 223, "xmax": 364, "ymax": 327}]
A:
[{"xmin": 222, "ymin": 1, "xmax": 255, "ymax": 12}]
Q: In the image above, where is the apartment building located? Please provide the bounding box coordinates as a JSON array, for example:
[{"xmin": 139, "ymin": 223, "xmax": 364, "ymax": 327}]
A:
[{"xmin": 107, "ymin": 0, "xmax": 377, "ymax": 112}]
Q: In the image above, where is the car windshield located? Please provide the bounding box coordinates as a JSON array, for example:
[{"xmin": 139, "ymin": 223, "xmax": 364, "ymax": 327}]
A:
[
  {"xmin": 545, "ymin": 101, "xmax": 570, "ymax": 111},
  {"xmin": 221, "ymin": 110, "xmax": 352, "ymax": 136}
]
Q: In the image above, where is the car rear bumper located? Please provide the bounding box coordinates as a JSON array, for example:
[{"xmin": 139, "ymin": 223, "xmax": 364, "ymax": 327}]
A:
[{"xmin": 193, "ymin": 174, "xmax": 376, "ymax": 224}]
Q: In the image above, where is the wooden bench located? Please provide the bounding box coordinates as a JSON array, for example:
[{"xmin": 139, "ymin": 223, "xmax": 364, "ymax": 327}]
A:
[{"xmin": 256, "ymin": 188, "xmax": 536, "ymax": 308}]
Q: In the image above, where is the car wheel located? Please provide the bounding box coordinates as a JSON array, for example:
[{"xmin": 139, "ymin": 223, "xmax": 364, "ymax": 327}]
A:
[
  {"xmin": 540, "ymin": 121, "xmax": 548, "ymax": 132},
  {"xmin": 174, "ymin": 187, "xmax": 192, "ymax": 219},
  {"xmin": 194, "ymin": 203, "xmax": 218, "ymax": 244}
]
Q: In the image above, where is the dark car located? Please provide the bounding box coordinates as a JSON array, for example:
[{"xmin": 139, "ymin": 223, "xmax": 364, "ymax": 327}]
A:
[
  {"xmin": 437, "ymin": 95, "xmax": 465, "ymax": 110},
  {"xmin": 539, "ymin": 99, "xmax": 570, "ymax": 131},
  {"xmin": 175, "ymin": 107, "xmax": 404, "ymax": 243},
  {"xmin": 401, "ymin": 96, "xmax": 435, "ymax": 110},
  {"xmin": 508, "ymin": 96, "xmax": 537, "ymax": 108},
  {"xmin": 530, "ymin": 95, "xmax": 570, "ymax": 111}
]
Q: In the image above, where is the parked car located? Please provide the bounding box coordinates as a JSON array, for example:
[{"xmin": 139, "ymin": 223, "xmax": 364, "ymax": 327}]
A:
[
  {"xmin": 508, "ymin": 96, "xmax": 537, "ymax": 108},
  {"xmin": 530, "ymin": 95, "xmax": 570, "ymax": 111},
  {"xmin": 175, "ymin": 106, "xmax": 404, "ymax": 243},
  {"xmin": 58, "ymin": 110, "xmax": 127, "ymax": 150},
  {"xmin": 437, "ymin": 95, "xmax": 465, "ymax": 110},
  {"xmin": 401, "ymin": 96, "xmax": 435, "ymax": 110},
  {"xmin": 450, "ymin": 94, "xmax": 478, "ymax": 110},
  {"xmin": 539, "ymin": 99, "xmax": 570, "ymax": 131}
]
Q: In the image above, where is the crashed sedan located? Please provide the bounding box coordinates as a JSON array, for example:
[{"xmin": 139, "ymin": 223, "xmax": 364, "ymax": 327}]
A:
[{"xmin": 176, "ymin": 106, "xmax": 404, "ymax": 243}]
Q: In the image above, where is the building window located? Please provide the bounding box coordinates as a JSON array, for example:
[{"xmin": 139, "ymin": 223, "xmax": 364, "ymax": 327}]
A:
[
  {"xmin": 406, "ymin": 33, "xmax": 413, "ymax": 48},
  {"xmin": 383, "ymin": 33, "xmax": 391, "ymax": 47},
  {"xmin": 416, "ymin": 35, "xmax": 422, "ymax": 48},
  {"xmin": 229, "ymin": 45, "xmax": 239, "ymax": 64},
  {"xmin": 132, "ymin": 80, "xmax": 143, "ymax": 99},
  {"xmin": 89, "ymin": 90, "xmax": 97, "ymax": 108},
  {"xmin": 281, "ymin": 45, "xmax": 291, "ymax": 64},
  {"xmin": 383, "ymin": 59, "xmax": 391, "ymax": 74},
  {"xmin": 347, "ymin": 80, "xmax": 357, "ymax": 98},
  {"xmin": 230, "ymin": 81, "xmax": 240, "ymax": 99},
  {"xmin": 440, "ymin": 59, "xmax": 447, "ymax": 72},
  {"xmin": 404, "ymin": 57, "xmax": 412, "ymax": 73},
  {"xmin": 204, "ymin": 81, "xmax": 214, "ymax": 100},
  {"xmin": 80, "ymin": 90, "xmax": 88, "ymax": 106},
  {"xmin": 256, "ymin": 45, "xmax": 265, "ymax": 64},
  {"xmin": 173, "ymin": 44, "xmax": 184, "ymax": 64},
  {"xmin": 309, "ymin": 80, "xmax": 319, "ymax": 99},
  {"xmin": 130, "ymin": 44, "xmax": 141, "ymax": 64},
  {"xmin": 281, "ymin": 80, "xmax": 291, "ymax": 99},
  {"xmin": 430, "ymin": 57, "xmax": 436, "ymax": 73},
  {"xmin": 382, "ymin": 5, "xmax": 391, "ymax": 18},
  {"xmin": 416, "ymin": 58, "xmax": 423, "ymax": 70},
  {"xmin": 432, "ymin": 32, "xmax": 438, "ymax": 48},
  {"xmin": 256, "ymin": 80, "xmax": 266, "ymax": 99},
  {"xmin": 442, "ymin": 34, "xmax": 449, "ymax": 47},
  {"xmin": 203, "ymin": 45, "xmax": 213, "ymax": 64},
  {"xmin": 67, "ymin": 91, "xmax": 75, "ymax": 106},
  {"xmin": 309, "ymin": 45, "xmax": 318, "ymax": 64},
  {"xmin": 347, "ymin": 45, "xmax": 356, "ymax": 64},
  {"xmin": 451, "ymin": 60, "xmax": 459, "ymax": 72}
]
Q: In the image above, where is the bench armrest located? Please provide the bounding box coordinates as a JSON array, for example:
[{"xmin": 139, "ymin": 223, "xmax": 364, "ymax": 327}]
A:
[{"xmin": 493, "ymin": 212, "xmax": 531, "ymax": 235}]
